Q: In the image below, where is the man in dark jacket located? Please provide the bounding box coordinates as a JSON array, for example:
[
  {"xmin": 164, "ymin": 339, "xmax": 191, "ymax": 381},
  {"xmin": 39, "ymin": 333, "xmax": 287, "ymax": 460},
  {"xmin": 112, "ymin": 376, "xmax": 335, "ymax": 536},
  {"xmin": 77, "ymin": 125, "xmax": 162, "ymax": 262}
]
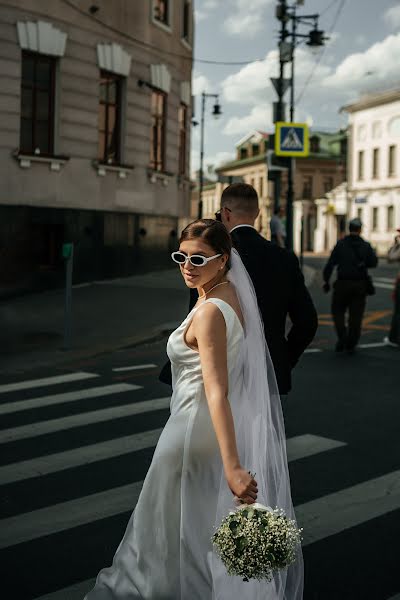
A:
[
  {"xmin": 323, "ymin": 218, "xmax": 378, "ymax": 353},
  {"xmin": 160, "ymin": 183, "xmax": 318, "ymax": 396}
]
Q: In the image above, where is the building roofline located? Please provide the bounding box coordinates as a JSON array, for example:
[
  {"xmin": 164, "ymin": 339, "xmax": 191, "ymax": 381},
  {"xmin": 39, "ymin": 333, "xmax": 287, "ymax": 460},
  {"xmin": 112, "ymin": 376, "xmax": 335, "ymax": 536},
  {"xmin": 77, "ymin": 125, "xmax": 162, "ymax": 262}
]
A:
[{"xmin": 341, "ymin": 88, "xmax": 400, "ymax": 113}]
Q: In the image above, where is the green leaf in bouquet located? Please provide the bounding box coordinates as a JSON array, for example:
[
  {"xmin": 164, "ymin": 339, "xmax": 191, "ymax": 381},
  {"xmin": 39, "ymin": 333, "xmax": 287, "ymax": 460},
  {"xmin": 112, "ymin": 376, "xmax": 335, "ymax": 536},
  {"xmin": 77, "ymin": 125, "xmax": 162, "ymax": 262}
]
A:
[
  {"xmin": 229, "ymin": 520, "xmax": 239, "ymax": 532},
  {"xmin": 237, "ymin": 536, "xmax": 248, "ymax": 552}
]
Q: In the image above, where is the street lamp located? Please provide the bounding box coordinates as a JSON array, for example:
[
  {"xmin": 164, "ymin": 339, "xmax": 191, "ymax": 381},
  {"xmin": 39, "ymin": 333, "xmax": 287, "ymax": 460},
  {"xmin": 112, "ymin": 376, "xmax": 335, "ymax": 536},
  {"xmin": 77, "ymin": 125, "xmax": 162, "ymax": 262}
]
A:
[{"xmin": 198, "ymin": 92, "xmax": 222, "ymax": 219}]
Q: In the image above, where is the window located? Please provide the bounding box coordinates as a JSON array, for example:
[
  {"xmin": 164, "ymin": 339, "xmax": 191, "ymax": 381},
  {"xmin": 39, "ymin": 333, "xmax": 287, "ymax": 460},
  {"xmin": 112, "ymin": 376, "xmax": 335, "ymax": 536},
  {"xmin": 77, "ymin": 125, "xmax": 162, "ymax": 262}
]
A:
[
  {"xmin": 20, "ymin": 51, "xmax": 56, "ymax": 155},
  {"xmin": 372, "ymin": 121, "xmax": 382, "ymax": 139},
  {"xmin": 182, "ymin": 0, "xmax": 191, "ymax": 43},
  {"xmin": 150, "ymin": 90, "xmax": 167, "ymax": 171},
  {"xmin": 323, "ymin": 176, "xmax": 334, "ymax": 194},
  {"xmin": 357, "ymin": 207, "xmax": 363, "ymax": 222},
  {"xmin": 388, "ymin": 145, "xmax": 396, "ymax": 177},
  {"xmin": 98, "ymin": 71, "xmax": 122, "ymax": 164},
  {"xmin": 372, "ymin": 148, "xmax": 379, "ymax": 179},
  {"xmin": 357, "ymin": 150, "xmax": 364, "ymax": 180},
  {"xmin": 259, "ymin": 176, "xmax": 264, "ymax": 198},
  {"xmin": 153, "ymin": 0, "xmax": 170, "ymax": 27},
  {"xmin": 357, "ymin": 124, "xmax": 366, "ymax": 142},
  {"xmin": 302, "ymin": 175, "xmax": 313, "ymax": 199},
  {"xmin": 240, "ymin": 147, "xmax": 248, "ymax": 160},
  {"xmin": 387, "ymin": 205, "xmax": 394, "ymax": 230},
  {"xmin": 252, "ymin": 143, "xmax": 260, "ymax": 156},
  {"xmin": 178, "ymin": 103, "xmax": 187, "ymax": 175},
  {"xmin": 310, "ymin": 135, "xmax": 320, "ymax": 153},
  {"xmin": 372, "ymin": 207, "xmax": 378, "ymax": 231}
]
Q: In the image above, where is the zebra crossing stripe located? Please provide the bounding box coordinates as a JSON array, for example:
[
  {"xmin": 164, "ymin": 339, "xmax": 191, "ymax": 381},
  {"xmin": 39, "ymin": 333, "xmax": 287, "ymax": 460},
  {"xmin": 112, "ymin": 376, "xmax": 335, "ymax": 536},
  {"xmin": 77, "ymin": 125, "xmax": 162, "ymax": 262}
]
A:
[
  {"xmin": 0, "ymin": 435, "xmax": 346, "ymax": 548},
  {"xmin": 296, "ymin": 469, "xmax": 400, "ymax": 546},
  {"xmin": 375, "ymin": 282, "xmax": 395, "ymax": 290},
  {"xmin": 0, "ymin": 433, "xmax": 344, "ymax": 485},
  {"xmin": 375, "ymin": 277, "xmax": 396, "ymax": 284},
  {"xmin": 1, "ymin": 468, "xmax": 399, "ymax": 551},
  {"xmin": 0, "ymin": 480, "xmax": 143, "ymax": 549},
  {"xmin": 0, "ymin": 372, "xmax": 98, "ymax": 395},
  {"xmin": 35, "ymin": 579, "xmax": 95, "ymax": 600},
  {"xmin": 286, "ymin": 434, "xmax": 346, "ymax": 462},
  {"xmin": 0, "ymin": 396, "xmax": 171, "ymax": 444},
  {"xmin": 112, "ymin": 364, "xmax": 157, "ymax": 372},
  {"xmin": 0, "ymin": 428, "xmax": 164, "ymax": 484},
  {"xmin": 0, "ymin": 383, "xmax": 141, "ymax": 416}
]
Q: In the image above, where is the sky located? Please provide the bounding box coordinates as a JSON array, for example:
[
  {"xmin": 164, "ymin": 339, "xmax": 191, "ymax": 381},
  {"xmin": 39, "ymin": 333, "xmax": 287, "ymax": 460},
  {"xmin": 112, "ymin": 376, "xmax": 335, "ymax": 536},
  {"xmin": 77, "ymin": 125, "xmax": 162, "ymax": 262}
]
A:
[{"xmin": 191, "ymin": 0, "xmax": 400, "ymax": 175}]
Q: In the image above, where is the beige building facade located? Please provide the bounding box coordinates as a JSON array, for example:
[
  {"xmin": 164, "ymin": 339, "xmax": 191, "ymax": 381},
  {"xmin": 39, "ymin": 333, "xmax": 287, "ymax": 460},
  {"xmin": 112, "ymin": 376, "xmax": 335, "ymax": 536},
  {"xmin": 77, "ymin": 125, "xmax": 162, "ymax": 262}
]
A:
[
  {"xmin": 343, "ymin": 89, "xmax": 400, "ymax": 255},
  {"xmin": 193, "ymin": 130, "xmax": 346, "ymax": 250},
  {"xmin": 0, "ymin": 0, "xmax": 193, "ymax": 290}
]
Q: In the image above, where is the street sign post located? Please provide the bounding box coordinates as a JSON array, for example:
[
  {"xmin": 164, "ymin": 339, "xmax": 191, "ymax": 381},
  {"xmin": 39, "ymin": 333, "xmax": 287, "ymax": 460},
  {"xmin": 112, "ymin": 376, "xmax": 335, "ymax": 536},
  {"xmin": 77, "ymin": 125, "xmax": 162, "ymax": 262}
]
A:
[
  {"xmin": 275, "ymin": 121, "xmax": 309, "ymax": 157},
  {"xmin": 62, "ymin": 242, "xmax": 74, "ymax": 350}
]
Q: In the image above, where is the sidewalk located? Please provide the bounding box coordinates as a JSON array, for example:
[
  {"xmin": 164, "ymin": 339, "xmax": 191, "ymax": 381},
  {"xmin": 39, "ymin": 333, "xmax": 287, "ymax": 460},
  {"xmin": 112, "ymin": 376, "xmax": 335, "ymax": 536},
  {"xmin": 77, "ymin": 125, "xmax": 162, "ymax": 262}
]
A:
[{"xmin": 0, "ymin": 265, "xmax": 316, "ymax": 375}]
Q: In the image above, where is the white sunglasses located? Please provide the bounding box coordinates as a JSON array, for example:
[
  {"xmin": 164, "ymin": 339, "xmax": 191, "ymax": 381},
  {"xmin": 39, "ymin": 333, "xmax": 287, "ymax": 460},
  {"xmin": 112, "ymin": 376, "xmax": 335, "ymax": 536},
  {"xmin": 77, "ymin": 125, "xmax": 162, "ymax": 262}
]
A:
[{"xmin": 171, "ymin": 251, "xmax": 221, "ymax": 267}]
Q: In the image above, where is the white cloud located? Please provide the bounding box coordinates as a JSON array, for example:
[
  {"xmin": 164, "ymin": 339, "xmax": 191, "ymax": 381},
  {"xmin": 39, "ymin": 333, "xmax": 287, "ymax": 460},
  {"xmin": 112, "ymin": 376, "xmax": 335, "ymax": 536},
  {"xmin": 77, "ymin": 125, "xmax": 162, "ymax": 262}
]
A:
[
  {"xmin": 222, "ymin": 47, "xmax": 330, "ymax": 107},
  {"xmin": 223, "ymin": 105, "xmax": 272, "ymax": 136},
  {"xmin": 190, "ymin": 149, "xmax": 235, "ymax": 177},
  {"xmin": 205, "ymin": 151, "xmax": 235, "ymax": 169},
  {"xmin": 383, "ymin": 5, "xmax": 400, "ymax": 29},
  {"xmin": 192, "ymin": 73, "xmax": 212, "ymax": 95},
  {"xmin": 195, "ymin": 0, "xmax": 218, "ymax": 22},
  {"xmin": 223, "ymin": 0, "xmax": 272, "ymax": 37},
  {"xmin": 323, "ymin": 33, "xmax": 400, "ymax": 91}
]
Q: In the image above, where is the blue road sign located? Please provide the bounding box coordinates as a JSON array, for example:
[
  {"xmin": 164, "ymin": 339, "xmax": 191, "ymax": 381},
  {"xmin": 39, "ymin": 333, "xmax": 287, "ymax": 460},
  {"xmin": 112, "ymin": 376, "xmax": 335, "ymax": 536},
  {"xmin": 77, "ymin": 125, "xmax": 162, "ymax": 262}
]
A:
[{"xmin": 275, "ymin": 122, "xmax": 309, "ymax": 157}]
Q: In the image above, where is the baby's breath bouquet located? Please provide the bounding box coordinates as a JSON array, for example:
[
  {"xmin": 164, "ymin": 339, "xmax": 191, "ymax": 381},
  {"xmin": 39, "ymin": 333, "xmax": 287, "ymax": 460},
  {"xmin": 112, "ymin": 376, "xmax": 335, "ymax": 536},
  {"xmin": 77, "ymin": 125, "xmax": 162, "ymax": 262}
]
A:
[{"xmin": 212, "ymin": 503, "xmax": 302, "ymax": 583}]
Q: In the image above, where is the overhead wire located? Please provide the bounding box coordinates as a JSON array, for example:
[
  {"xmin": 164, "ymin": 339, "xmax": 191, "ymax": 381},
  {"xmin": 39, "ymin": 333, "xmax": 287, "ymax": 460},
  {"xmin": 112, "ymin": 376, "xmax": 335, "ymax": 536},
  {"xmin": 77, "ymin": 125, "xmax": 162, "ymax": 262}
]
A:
[
  {"xmin": 295, "ymin": 0, "xmax": 346, "ymax": 105},
  {"xmin": 60, "ymin": 0, "xmax": 263, "ymax": 66}
]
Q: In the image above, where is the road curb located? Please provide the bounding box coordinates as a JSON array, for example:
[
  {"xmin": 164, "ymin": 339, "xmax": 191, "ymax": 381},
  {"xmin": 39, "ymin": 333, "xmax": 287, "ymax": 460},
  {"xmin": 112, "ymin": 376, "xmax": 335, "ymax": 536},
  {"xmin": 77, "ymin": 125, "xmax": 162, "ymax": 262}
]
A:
[{"xmin": 0, "ymin": 322, "xmax": 179, "ymax": 376}]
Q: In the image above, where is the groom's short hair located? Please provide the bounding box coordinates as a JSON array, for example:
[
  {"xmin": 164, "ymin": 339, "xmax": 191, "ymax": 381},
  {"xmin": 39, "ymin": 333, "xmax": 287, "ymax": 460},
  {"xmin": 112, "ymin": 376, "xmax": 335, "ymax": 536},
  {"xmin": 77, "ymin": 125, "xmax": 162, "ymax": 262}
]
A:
[{"xmin": 221, "ymin": 183, "xmax": 259, "ymax": 217}]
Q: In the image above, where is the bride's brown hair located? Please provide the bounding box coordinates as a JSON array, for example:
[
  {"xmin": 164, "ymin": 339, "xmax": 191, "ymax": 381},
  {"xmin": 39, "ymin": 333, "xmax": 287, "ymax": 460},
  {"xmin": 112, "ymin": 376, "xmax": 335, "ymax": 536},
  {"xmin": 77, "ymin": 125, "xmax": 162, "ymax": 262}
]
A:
[{"xmin": 180, "ymin": 219, "xmax": 232, "ymax": 269}]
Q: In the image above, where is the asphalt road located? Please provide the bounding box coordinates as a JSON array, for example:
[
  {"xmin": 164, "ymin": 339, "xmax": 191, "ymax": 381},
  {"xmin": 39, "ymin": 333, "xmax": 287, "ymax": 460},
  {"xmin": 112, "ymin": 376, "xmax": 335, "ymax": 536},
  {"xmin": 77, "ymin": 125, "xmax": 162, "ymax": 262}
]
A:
[{"xmin": 0, "ymin": 259, "xmax": 399, "ymax": 600}]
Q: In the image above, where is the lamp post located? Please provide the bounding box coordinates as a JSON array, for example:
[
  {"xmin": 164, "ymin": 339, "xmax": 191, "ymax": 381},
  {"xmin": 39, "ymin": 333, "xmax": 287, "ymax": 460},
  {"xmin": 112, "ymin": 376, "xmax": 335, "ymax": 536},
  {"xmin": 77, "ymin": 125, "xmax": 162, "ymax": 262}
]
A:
[
  {"xmin": 198, "ymin": 92, "xmax": 222, "ymax": 219},
  {"xmin": 274, "ymin": 0, "xmax": 326, "ymax": 252}
]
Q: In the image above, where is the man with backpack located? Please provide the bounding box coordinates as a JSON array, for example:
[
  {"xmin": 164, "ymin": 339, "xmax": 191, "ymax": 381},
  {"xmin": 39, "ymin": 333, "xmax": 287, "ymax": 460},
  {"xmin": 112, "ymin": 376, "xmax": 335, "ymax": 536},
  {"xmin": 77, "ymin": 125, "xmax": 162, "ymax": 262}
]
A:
[{"xmin": 323, "ymin": 218, "xmax": 378, "ymax": 354}]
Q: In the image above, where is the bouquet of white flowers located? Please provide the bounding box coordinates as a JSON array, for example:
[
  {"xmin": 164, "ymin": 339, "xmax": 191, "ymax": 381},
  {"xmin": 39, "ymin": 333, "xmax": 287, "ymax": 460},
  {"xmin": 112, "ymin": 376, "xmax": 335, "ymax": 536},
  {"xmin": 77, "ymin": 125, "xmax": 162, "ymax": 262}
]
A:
[{"xmin": 212, "ymin": 503, "xmax": 302, "ymax": 583}]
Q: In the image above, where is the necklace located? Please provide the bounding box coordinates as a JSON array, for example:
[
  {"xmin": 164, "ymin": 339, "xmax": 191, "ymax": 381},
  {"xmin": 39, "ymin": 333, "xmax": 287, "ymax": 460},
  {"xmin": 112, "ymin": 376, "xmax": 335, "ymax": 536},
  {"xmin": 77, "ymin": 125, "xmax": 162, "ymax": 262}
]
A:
[{"xmin": 198, "ymin": 281, "xmax": 229, "ymax": 300}]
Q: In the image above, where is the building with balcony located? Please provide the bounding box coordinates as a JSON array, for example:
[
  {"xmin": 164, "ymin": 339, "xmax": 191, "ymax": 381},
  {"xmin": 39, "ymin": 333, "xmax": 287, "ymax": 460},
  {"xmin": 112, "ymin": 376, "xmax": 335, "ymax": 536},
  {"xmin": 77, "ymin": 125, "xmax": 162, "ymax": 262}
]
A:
[
  {"xmin": 343, "ymin": 89, "xmax": 400, "ymax": 255},
  {"xmin": 0, "ymin": 0, "xmax": 193, "ymax": 293}
]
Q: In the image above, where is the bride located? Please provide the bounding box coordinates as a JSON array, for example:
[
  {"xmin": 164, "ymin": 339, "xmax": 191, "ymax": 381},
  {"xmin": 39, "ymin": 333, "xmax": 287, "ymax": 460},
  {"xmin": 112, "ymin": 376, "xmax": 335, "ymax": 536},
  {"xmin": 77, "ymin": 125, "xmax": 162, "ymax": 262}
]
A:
[{"xmin": 84, "ymin": 219, "xmax": 303, "ymax": 600}]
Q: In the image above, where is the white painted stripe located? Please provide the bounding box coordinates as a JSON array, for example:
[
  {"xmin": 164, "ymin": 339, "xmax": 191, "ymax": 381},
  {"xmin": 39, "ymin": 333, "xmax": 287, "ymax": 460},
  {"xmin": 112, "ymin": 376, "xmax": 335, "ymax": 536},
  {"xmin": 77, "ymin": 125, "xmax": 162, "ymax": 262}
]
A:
[
  {"xmin": 0, "ymin": 372, "xmax": 98, "ymax": 395},
  {"xmin": 0, "ymin": 481, "xmax": 143, "ymax": 549},
  {"xmin": 375, "ymin": 277, "xmax": 395, "ymax": 284},
  {"xmin": 0, "ymin": 396, "xmax": 170, "ymax": 444},
  {"xmin": 286, "ymin": 434, "xmax": 346, "ymax": 462},
  {"xmin": 0, "ymin": 429, "xmax": 163, "ymax": 484},
  {"xmin": 375, "ymin": 282, "xmax": 395, "ymax": 290},
  {"xmin": 304, "ymin": 348, "xmax": 322, "ymax": 354},
  {"xmin": 297, "ymin": 469, "xmax": 400, "ymax": 546},
  {"xmin": 112, "ymin": 364, "xmax": 157, "ymax": 372},
  {"xmin": 358, "ymin": 342, "xmax": 388, "ymax": 349},
  {"xmin": 0, "ymin": 435, "xmax": 345, "ymax": 547},
  {"xmin": 0, "ymin": 383, "xmax": 141, "ymax": 416},
  {"xmin": 0, "ymin": 433, "xmax": 343, "ymax": 486},
  {"xmin": 36, "ymin": 579, "xmax": 95, "ymax": 600}
]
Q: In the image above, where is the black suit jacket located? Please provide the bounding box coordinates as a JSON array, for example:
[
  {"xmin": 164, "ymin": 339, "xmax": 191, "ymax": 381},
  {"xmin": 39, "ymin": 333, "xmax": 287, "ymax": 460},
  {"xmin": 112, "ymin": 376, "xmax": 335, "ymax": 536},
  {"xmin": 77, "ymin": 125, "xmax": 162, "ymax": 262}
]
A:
[{"xmin": 159, "ymin": 226, "xmax": 318, "ymax": 394}]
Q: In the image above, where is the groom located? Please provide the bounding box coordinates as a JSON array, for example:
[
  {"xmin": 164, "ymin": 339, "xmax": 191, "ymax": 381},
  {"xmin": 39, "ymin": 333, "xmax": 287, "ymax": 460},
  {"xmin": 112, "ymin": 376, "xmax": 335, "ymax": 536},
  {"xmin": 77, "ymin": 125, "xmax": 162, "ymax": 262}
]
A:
[{"xmin": 160, "ymin": 183, "xmax": 318, "ymax": 396}]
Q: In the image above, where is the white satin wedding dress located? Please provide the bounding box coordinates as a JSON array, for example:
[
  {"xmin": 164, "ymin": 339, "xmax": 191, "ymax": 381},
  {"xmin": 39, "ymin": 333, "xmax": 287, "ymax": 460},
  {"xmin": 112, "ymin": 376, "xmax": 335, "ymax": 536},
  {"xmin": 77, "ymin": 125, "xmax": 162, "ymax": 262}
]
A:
[
  {"xmin": 84, "ymin": 250, "xmax": 303, "ymax": 600},
  {"xmin": 84, "ymin": 298, "xmax": 244, "ymax": 600}
]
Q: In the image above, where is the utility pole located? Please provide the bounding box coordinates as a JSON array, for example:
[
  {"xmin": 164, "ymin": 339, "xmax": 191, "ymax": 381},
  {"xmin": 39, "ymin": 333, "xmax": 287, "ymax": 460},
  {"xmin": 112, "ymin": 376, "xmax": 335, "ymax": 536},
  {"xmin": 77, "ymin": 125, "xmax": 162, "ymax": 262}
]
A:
[{"xmin": 273, "ymin": 0, "xmax": 326, "ymax": 252}]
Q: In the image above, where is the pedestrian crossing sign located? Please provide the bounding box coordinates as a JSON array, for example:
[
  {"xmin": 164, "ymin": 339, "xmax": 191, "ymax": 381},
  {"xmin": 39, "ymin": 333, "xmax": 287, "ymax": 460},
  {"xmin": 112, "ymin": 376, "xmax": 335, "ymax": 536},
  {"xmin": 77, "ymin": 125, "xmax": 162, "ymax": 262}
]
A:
[{"xmin": 275, "ymin": 122, "xmax": 309, "ymax": 157}]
